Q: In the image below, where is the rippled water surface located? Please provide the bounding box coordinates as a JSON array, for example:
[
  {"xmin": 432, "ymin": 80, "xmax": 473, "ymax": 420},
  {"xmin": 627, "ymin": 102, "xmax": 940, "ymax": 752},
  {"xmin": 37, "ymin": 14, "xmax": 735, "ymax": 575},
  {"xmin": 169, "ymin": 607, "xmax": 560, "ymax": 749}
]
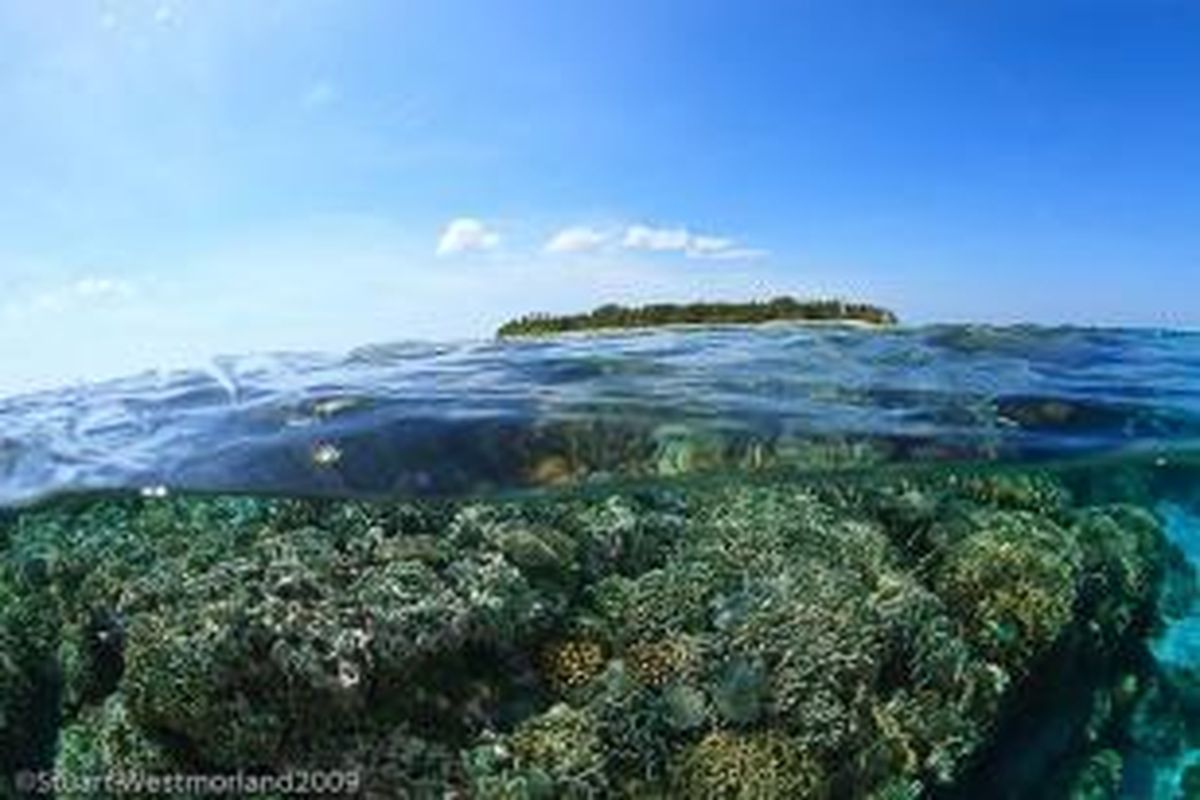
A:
[
  {"xmin": 3, "ymin": 324, "xmax": 1200, "ymax": 506},
  {"xmin": 3, "ymin": 324, "xmax": 1200, "ymax": 798}
]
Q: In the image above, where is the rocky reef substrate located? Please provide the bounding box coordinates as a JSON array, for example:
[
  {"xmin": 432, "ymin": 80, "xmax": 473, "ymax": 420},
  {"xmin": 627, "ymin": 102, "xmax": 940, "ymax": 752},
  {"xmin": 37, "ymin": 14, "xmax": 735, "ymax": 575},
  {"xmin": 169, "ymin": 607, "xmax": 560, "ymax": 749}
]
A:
[{"xmin": 0, "ymin": 467, "xmax": 1195, "ymax": 798}]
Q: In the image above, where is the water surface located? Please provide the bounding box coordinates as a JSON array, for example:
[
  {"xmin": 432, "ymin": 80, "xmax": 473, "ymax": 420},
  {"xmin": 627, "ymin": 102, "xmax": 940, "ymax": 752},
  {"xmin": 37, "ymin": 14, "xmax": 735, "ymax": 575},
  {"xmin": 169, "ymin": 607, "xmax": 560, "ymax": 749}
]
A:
[
  {"xmin": 3, "ymin": 324, "xmax": 1199, "ymax": 506},
  {"xmin": 1, "ymin": 324, "xmax": 1199, "ymax": 798}
]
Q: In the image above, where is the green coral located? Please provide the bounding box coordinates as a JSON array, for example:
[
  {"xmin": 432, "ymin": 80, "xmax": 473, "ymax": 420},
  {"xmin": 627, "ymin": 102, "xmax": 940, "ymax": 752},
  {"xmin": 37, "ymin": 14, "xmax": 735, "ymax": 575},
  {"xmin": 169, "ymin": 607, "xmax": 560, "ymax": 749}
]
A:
[
  {"xmin": 54, "ymin": 695, "xmax": 175, "ymax": 799},
  {"xmin": 1072, "ymin": 505, "xmax": 1166, "ymax": 639},
  {"xmin": 961, "ymin": 471, "xmax": 1071, "ymax": 515},
  {"xmin": 511, "ymin": 704, "xmax": 606, "ymax": 787},
  {"xmin": 0, "ymin": 551, "xmax": 61, "ymax": 781},
  {"xmin": 468, "ymin": 704, "xmax": 607, "ymax": 798},
  {"xmin": 0, "ymin": 465, "xmax": 1184, "ymax": 798},
  {"xmin": 934, "ymin": 509, "xmax": 1082, "ymax": 669},
  {"xmin": 671, "ymin": 730, "xmax": 826, "ymax": 799},
  {"xmin": 625, "ymin": 637, "xmax": 698, "ymax": 689},
  {"xmin": 588, "ymin": 664, "xmax": 677, "ymax": 789},
  {"xmin": 1063, "ymin": 749, "xmax": 1123, "ymax": 800},
  {"xmin": 119, "ymin": 513, "xmax": 561, "ymax": 768}
]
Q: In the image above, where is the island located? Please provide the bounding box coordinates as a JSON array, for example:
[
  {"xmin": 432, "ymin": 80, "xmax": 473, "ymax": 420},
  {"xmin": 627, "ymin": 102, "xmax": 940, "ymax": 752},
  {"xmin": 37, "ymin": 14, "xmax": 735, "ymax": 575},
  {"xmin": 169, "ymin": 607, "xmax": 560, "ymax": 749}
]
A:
[{"xmin": 496, "ymin": 296, "xmax": 898, "ymax": 337}]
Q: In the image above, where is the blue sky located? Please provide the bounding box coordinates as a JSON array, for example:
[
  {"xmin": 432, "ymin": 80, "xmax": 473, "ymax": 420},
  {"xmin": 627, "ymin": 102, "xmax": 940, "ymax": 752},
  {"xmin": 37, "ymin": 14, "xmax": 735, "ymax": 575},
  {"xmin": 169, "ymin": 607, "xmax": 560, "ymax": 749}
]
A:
[{"xmin": 2, "ymin": 0, "xmax": 1199, "ymax": 394}]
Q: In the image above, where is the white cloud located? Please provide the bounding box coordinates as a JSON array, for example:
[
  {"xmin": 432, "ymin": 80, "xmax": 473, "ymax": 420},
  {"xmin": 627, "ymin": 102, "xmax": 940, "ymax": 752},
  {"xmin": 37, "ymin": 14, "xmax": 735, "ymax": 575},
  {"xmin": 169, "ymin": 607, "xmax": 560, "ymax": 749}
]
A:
[
  {"xmin": 692, "ymin": 246, "xmax": 769, "ymax": 261},
  {"xmin": 622, "ymin": 225, "xmax": 692, "ymax": 252},
  {"xmin": 621, "ymin": 224, "xmax": 768, "ymax": 260},
  {"xmin": 436, "ymin": 217, "xmax": 501, "ymax": 256},
  {"xmin": 688, "ymin": 235, "xmax": 735, "ymax": 255},
  {"xmin": 25, "ymin": 276, "xmax": 136, "ymax": 313},
  {"xmin": 544, "ymin": 226, "xmax": 608, "ymax": 254},
  {"xmin": 0, "ymin": 218, "xmax": 815, "ymax": 398}
]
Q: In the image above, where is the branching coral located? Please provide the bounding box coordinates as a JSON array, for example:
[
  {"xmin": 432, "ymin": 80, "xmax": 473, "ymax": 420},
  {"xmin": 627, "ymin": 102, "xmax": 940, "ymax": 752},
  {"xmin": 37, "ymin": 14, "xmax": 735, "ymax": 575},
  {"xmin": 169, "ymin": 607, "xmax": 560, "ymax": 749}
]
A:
[
  {"xmin": 0, "ymin": 465, "xmax": 1181, "ymax": 799},
  {"xmin": 625, "ymin": 637, "xmax": 696, "ymax": 688},
  {"xmin": 54, "ymin": 695, "xmax": 174, "ymax": 798},
  {"xmin": 671, "ymin": 731, "xmax": 826, "ymax": 799},
  {"xmin": 934, "ymin": 510, "xmax": 1083, "ymax": 670},
  {"xmin": 541, "ymin": 639, "xmax": 606, "ymax": 693},
  {"xmin": 119, "ymin": 518, "xmax": 563, "ymax": 768},
  {"xmin": 1072, "ymin": 505, "xmax": 1165, "ymax": 637},
  {"xmin": 467, "ymin": 703, "xmax": 608, "ymax": 798},
  {"xmin": 961, "ymin": 472, "xmax": 1071, "ymax": 515}
]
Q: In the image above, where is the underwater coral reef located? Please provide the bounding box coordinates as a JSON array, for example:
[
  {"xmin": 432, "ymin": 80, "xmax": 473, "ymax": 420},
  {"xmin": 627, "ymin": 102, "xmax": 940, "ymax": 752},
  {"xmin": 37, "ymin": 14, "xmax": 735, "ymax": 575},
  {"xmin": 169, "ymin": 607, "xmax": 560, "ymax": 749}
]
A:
[{"xmin": 0, "ymin": 466, "xmax": 1195, "ymax": 798}]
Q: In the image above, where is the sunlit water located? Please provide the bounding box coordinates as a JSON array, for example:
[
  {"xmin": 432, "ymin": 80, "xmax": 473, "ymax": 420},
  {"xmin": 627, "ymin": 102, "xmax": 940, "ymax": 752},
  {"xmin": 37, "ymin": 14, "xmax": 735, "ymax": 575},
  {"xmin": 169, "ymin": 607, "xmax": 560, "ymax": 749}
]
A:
[{"xmin": 2, "ymin": 324, "xmax": 1199, "ymax": 798}]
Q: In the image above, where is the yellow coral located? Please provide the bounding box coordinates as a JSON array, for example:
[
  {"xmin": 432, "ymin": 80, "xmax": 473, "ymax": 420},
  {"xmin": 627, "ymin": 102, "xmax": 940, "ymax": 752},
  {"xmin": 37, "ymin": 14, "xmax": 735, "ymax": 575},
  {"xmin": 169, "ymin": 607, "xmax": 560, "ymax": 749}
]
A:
[
  {"xmin": 528, "ymin": 455, "xmax": 579, "ymax": 487},
  {"xmin": 626, "ymin": 638, "xmax": 694, "ymax": 687},
  {"xmin": 868, "ymin": 700, "xmax": 920, "ymax": 777},
  {"xmin": 541, "ymin": 639, "xmax": 606, "ymax": 692},
  {"xmin": 509, "ymin": 703, "xmax": 606, "ymax": 786},
  {"xmin": 673, "ymin": 731, "xmax": 826, "ymax": 799}
]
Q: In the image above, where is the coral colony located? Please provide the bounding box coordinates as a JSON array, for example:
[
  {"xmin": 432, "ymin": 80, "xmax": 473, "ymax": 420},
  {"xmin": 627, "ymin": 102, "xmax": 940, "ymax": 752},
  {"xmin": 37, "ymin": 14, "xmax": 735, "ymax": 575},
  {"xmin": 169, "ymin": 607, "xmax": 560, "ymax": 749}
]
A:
[{"xmin": 2, "ymin": 463, "xmax": 1194, "ymax": 797}]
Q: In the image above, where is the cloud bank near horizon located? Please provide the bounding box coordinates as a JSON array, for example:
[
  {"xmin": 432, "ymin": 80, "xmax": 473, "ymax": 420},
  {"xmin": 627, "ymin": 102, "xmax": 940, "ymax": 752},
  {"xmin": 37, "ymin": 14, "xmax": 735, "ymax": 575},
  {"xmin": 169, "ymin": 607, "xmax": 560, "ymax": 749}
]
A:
[{"xmin": 438, "ymin": 219, "xmax": 769, "ymax": 260}]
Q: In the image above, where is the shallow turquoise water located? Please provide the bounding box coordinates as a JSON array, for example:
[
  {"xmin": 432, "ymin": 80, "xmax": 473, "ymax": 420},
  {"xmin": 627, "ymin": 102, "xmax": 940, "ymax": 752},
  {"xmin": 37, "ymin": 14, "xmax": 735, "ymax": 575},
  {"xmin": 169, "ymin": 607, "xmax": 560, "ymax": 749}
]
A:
[{"xmin": 1, "ymin": 324, "xmax": 1199, "ymax": 798}]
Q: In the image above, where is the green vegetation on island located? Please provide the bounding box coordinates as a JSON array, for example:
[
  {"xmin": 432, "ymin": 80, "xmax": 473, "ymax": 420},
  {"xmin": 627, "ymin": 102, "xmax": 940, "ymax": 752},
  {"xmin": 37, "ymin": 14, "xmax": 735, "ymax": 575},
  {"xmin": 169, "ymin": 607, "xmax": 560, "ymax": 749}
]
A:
[{"xmin": 496, "ymin": 296, "xmax": 898, "ymax": 337}]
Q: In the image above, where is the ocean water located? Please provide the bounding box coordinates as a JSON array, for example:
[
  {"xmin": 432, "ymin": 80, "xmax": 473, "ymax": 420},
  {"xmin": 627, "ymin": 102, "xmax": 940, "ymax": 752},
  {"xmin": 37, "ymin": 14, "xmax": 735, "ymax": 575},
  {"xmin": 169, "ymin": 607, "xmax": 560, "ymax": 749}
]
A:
[{"xmin": 0, "ymin": 324, "xmax": 1199, "ymax": 798}]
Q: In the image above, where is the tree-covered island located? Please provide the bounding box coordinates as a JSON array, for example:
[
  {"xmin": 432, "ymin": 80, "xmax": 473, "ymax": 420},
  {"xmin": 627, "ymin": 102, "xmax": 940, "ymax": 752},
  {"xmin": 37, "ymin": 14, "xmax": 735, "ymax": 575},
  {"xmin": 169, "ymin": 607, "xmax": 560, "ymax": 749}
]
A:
[{"xmin": 496, "ymin": 296, "xmax": 898, "ymax": 337}]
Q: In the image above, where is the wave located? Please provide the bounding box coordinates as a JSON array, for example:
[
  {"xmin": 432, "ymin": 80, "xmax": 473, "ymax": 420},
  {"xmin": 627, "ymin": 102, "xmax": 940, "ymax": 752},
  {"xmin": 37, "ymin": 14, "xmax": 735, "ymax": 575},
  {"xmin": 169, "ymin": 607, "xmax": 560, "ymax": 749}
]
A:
[{"xmin": 3, "ymin": 324, "xmax": 1200, "ymax": 506}]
